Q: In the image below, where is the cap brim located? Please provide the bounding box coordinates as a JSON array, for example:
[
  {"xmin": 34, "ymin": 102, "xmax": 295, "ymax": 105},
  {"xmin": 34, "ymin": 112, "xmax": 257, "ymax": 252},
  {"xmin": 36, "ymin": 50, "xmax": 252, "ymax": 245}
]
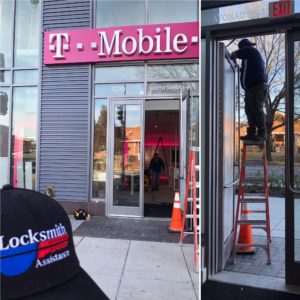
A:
[{"xmin": 22, "ymin": 267, "xmax": 109, "ymax": 300}]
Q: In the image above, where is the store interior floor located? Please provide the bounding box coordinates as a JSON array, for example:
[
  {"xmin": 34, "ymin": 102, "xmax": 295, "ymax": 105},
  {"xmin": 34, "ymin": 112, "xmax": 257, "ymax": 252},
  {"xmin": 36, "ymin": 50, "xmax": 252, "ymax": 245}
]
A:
[{"xmin": 144, "ymin": 183, "xmax": 175, "ymax": 218}]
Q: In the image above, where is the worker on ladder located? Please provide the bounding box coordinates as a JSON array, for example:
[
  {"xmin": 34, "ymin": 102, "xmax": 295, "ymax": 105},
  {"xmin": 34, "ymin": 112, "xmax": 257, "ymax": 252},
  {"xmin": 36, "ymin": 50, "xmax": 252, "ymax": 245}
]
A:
[
  {"xmin": 149, "ymin": 153, "xmax": 165, "ymax": 192},
  {"xmin": 230, "ymin": 38, "xmax": 268, "ymax": 142}
]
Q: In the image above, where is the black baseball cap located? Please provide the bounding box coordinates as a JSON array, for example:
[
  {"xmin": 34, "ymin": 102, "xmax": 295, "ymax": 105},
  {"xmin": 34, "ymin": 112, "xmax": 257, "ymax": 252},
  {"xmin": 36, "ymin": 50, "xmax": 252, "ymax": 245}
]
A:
[
  {"xmin": 0, "ymin": 185, "xmax": 109, "ymax": 300},
  {"xmin": 238, "ymin": 38, "xmax": 256, "ymax": 49}
]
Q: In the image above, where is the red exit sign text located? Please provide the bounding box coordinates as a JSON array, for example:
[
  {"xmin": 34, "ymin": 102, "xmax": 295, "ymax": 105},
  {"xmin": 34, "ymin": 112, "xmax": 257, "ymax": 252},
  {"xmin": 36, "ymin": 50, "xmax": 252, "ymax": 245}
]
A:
[{"xmin": 269, "ymin": 0, "xmax": 295, "ymax": 18}]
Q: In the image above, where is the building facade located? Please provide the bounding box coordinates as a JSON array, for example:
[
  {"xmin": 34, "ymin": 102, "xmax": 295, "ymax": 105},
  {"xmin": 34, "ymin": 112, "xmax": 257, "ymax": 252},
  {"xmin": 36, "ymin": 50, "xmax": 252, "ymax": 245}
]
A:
[{"xmin": 0, "ymin": 0, "xmax": 199, "ymax": 218}]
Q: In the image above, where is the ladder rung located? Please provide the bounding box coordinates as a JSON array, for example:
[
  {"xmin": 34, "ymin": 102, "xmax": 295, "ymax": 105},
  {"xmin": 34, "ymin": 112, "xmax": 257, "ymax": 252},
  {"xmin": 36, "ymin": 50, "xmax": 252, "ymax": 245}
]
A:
[
  {"xmin": 238, "ymin": 220, "xmax": 266, "ymax": 226},
  {"xmin": 241, "ymin": 196, "xmax": 266, "ymax": 203},
  {"xmin": 185, "ymin": 214, "xmax": 200, "ymax": 219},
  {"xmin": 236, "ymin": 243, "xmax": 267, "ymax": 248},
  {"xmin": 183, "ymin": 231, "xmax": 194, "ymax": 235},
  {"xmin": 247, "ymin": 210, "xmax": 266, "ymax": 214},
  {"xmin": 188, "ymin": 197, "xmax": 200, "ymax": 202},
  {"xmin": 243, "ymin": 140, "xmax": 265, "ymax": 146}
]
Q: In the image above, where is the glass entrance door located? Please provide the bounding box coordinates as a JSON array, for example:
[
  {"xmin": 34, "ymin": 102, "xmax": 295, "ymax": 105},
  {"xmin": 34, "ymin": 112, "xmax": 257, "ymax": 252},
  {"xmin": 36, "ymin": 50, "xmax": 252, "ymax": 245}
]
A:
[
  {"xmin": 179, "ymin": 90, "xmax": 190, "ymax": 208},
  {"xmin": 286, "ymin": 30, "xmax": 300, "ymax": 284},
  {"xmin": 217, "ymin": 42, "xmax": 238, "ymax": 270},
  {"xmin": 108, "ymin": 100, "xmax": 144, "ymax": 216}
]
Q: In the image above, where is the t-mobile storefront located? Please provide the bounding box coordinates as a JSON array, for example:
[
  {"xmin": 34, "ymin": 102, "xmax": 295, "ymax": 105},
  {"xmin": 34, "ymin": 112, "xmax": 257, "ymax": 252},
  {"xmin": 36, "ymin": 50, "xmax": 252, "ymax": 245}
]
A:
[{"xmin": 0, "ymin": 0, "xmax": 199, "ymax": 218}]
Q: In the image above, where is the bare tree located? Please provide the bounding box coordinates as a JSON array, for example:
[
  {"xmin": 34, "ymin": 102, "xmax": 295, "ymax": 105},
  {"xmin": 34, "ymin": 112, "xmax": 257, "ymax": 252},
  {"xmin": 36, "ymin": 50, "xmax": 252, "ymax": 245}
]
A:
[
  {"xmin": 255, "ymin": 34, "xmax": 285, "ymax": 161},
  {"xmin": 254, "ymin": 34, "xmax": 300, "ymax": 161}
]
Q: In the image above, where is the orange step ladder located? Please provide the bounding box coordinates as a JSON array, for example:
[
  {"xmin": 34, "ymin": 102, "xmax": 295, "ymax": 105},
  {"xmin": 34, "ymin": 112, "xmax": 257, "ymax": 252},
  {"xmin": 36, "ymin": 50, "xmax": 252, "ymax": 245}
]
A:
[
  {"xmin": 231, "ymin": 140, "xmax": 271, "ymax": 265},
  {"xmin": 179, "ymin": 147, "xmax": 200, "ymax": 271}
]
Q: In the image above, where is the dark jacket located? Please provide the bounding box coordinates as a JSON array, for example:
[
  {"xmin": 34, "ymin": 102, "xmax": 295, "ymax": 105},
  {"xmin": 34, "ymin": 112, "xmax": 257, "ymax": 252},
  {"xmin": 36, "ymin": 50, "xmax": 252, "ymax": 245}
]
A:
[
  {"xmin": 150, "ymin": 156, "xmax": 165, "ymax": 172},
  {"xmin": 235, "ymin": 46, "xmax": 267, "ymax": 91}
]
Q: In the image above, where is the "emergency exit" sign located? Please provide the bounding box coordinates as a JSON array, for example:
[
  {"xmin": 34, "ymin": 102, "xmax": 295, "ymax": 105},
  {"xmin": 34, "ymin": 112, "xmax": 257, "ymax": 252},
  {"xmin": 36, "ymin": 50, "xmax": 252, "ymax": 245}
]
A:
[{"xmin": 269, "ymin": 0, "xmax": 295, "ymax": 18}]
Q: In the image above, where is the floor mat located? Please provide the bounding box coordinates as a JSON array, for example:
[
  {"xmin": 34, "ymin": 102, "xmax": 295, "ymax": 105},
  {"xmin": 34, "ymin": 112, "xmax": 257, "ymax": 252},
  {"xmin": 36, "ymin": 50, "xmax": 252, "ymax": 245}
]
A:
[{"xmin": 144, "ymin": 203, "xmax": 173, "ymax": 218}]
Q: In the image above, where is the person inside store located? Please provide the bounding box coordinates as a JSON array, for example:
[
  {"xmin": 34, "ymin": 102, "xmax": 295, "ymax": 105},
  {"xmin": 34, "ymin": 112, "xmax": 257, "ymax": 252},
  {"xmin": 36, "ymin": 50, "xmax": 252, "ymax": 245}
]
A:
[
  {"xmin": 230, "ymin": 38, "xmax": 268, "ymax": 142},
  {"xmin": 149, "ymin": 152, "xmax": 165, "ymax": 191}
]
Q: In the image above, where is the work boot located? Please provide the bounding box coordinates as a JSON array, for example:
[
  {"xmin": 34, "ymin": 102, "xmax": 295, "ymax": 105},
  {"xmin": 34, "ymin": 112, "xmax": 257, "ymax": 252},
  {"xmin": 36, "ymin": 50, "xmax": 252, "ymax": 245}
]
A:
[
  {"xmin": 254, "ymin": 129, "xmax": 266, "ymax": 143},
  {"xmin": 240, "ymin": 127, "xmax": 256, "ymax": 141}
]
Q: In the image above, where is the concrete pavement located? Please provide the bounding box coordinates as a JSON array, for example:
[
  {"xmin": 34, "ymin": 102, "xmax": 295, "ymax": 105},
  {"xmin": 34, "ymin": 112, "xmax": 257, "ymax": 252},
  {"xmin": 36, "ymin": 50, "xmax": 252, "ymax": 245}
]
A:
[{"xmin": 70, "ymin": 219, "xmax": 199, "ymax": 300}]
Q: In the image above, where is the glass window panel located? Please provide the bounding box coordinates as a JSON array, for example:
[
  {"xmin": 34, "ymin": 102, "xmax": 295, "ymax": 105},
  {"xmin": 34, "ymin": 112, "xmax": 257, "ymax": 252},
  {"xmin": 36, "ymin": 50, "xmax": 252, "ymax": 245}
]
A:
[
  {"xmin": 0, "ymin": 0, "xmax": 13, "ymax": 67},
  {"xmin": 147, "ymin": 81, "xmax": 198, "ymax": 95},
  {"xmin": 148, "ymin": 0, "xmax": 198, "ymax": 24},
  {"xmin": 113, "ymin": 104, "xmax": 141, "ymax": 207},
  {"xmin": 202, "ymin": 1, "xmax": 300, "ymax": 26},
  {"xmin": 147, "ymin": 64, "xmax": 198, "ymax": 81},
  {"xmin": 14, "ymin": 0, "xmax": 40, "ymax": 68},
  {"xmin": 13, "ymin": 70, "xmax": 38, "ymax": 85},
  {"xmin": 95, "ymin": 83, "xmax": 144, "ymax": 97},
  {"xmin": 0, "ymin": 87, "xmax": 10, "ymax": 186},
  {"xmin": 93, "ymin": 99, "xmax": 108, "ymax": 199},
  {"xmin": 294, "ymin": 40, "xmax": 300, "ymax": 190},
  {"xmin": 294, "ymin": 40, "xmax": 300, "ymax": 262},
  {"xmin": 95, "ymin": 66, "xmax": 144, "ymax": 82},
  {"xmin": 11, "ymin": 87, "xmax": 37, "ymax": 189},
  {"xmin": 0, "ymin": 71, "xmax": 11, "ymax": 84},
  {"xmin": 96, "ymin": 0, "xmax": 144, "ymax": 28}
]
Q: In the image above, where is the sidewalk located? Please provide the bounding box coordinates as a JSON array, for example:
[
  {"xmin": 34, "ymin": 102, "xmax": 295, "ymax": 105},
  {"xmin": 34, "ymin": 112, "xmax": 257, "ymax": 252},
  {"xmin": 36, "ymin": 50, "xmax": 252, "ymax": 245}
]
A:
[{"xmin": 70, "ymin": 218, "xmax": 199, "ymax": 300}]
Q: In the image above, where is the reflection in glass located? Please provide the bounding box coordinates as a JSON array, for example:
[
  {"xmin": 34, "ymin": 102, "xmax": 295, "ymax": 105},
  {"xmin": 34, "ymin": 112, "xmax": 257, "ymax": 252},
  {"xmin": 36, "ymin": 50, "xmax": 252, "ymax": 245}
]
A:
[
  {"xmin": 0, "ymin": 0, "xmax": 13, "ymax": 68},
  {"xmin": 148, "ymin": 0, "xmax": 198, "ymax": 24},
  {"xmin": 14, "ymin": 70, "xmax": 38, "ymax": 85},
  {"xmin": 11, "ymin": 87, "xmax": 37, "ymax": 189},
  {"xmin": 202, "ymin": 1, "xmax": 268, "ymax": 26},
  {"xmin": 95, "ymin": 66, "xmax": 144, "ymax": 82},
  {"xmin": 191, "ymin": 96, "xmax": 199, "ymax": 147},
  {"xmin": 147, "ymin": 81, "xmax": 199, "ymax": 95},
  {"xmin": 0, "ymin": 71, "xmax": 11, "ymax": 84},
  {"xmin": 95, "ymin": 83, "xmax": 144, "ymax": 97},
  {"xmin": 14, "ymin": 0, "xmax": 40, "ymax": 67},
  {"xmin": 96, "ymin": 0, "xmax": 144, "ymax": 28},
  {"xmin": 113, "ymin": 104, "xmax": 141, "ymax": 207},
  {"xmin": 93, "ymin": 99, "xmax": 107, "ymax": 199},
  {"xmin": 0, "ymin": 88, "xmax": 10, "ymax": 186},
  {"xmin": 294, "ymin": 41, "xmax": 300, "ymax": 261},
  {"xmin": 147, "ymin": 64, "xmax": 198, "ymax": 81}
]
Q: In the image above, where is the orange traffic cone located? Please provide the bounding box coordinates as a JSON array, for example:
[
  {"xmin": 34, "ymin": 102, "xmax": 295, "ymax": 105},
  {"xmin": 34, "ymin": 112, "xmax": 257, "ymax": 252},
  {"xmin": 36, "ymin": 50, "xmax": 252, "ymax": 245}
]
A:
[
  {"xmin": 169, "ymin": 192, "xmax": 182, "ymax": 232},
  {"xmin": 237, "ymin": 203, "xmax": 256, "ymax": 254}
]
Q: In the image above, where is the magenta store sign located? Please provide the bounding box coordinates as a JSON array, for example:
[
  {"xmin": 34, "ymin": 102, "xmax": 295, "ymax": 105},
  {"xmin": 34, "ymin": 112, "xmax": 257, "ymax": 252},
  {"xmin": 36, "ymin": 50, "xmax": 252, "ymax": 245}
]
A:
[{"xmin": 44, "ymin": 22, "xmax": 199, "ymax": 65}]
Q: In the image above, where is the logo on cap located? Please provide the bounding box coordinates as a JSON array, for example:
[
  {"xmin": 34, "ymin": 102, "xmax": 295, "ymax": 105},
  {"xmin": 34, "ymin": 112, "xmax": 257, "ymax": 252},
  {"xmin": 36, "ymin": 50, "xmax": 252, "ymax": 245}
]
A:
[{"xmin": 0, "ymin": 223, "xmax": 70, "ymax": 276}]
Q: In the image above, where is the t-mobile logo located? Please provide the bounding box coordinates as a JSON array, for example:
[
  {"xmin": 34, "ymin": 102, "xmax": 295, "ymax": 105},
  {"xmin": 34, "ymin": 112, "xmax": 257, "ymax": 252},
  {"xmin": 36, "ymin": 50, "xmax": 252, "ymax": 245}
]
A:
[{"xmin": 49, "ymin": 33, "xmax": 70, "ymax": 59}]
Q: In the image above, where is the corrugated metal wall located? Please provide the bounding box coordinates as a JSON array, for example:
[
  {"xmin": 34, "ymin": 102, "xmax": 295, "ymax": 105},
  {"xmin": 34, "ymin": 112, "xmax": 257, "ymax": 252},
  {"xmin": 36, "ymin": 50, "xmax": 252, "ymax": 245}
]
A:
[{"xmin": 39, "ymin": 0, "xmax": 92, "ymax": 201}]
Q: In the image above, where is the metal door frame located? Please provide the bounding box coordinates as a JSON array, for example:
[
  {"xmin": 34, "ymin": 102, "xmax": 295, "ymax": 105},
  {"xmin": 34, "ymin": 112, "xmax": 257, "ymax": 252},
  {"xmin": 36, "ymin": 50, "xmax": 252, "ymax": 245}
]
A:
[
  {"xmin": 202, "ymin": 14, "xmax": 300, "ymax": 283},
  {"xmin": 106, "ymin": 96, "xmax": 182, "ymax": 217},
  {"xmin": 286, "ymin": 28, "xmax": 300, "ymax": 285},
  {"xmin": 217, "ymin": 43, "xmax": 238, "ymax": 271},
  {"xmin": 107, "ymin": 98, "xmax": 144, "ymax": 217},
  {"xmin": 179, "ymin": 89, "xmax": 191, "ymax": 208}
]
